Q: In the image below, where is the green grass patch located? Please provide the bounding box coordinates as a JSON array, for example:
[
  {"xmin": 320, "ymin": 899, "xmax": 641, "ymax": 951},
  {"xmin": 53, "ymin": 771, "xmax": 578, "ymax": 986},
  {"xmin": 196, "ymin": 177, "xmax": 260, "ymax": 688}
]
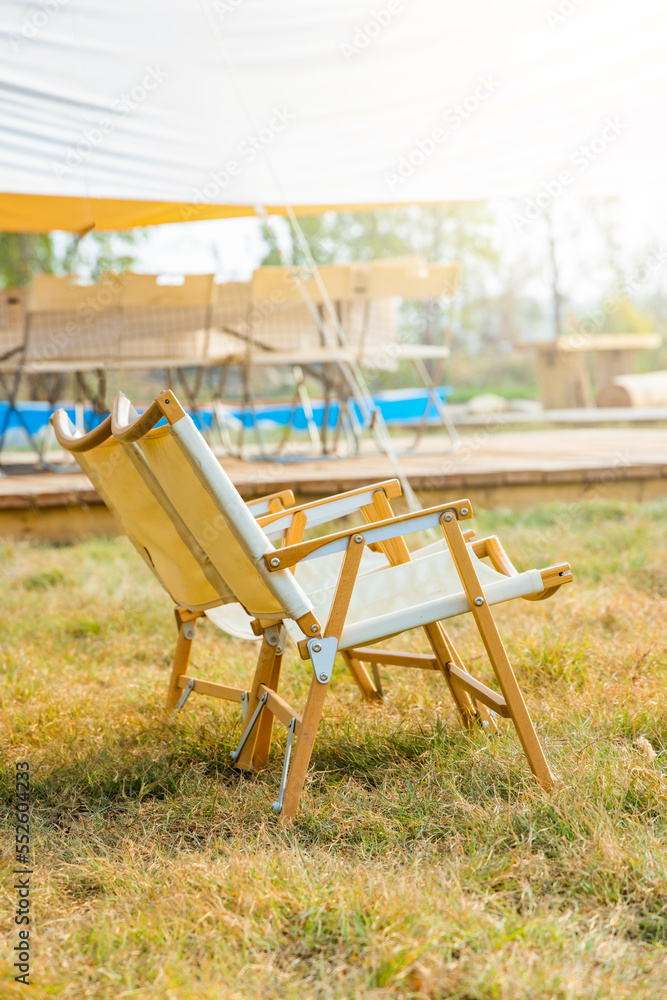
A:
[{"xmin": 1, "ymin": 501, "xmax": 667, "ymax": 997}]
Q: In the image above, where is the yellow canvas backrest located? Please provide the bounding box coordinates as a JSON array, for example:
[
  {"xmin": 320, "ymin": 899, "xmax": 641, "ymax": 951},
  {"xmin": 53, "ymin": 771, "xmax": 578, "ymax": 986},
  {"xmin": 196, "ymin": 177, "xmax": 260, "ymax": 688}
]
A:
[
  {"xmin": 50, "ymin": 410, "xmax": 233, "ymax": 611},
  {"xmin": 112, "ymin": 392, "xmax": 314, "ymax": 625}
]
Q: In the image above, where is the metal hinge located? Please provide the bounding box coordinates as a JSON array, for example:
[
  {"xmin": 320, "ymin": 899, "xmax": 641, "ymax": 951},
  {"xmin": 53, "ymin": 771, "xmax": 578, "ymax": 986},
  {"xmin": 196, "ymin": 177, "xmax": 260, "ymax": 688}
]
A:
[
  {"xmin": 272, "ymin": 717, "xmax": 297, "ymax": 814},
  {"xmin": 172, "ymin": 677, "xmax": 195, "ymax": 716},
  {"xmin": 307, "ymin": 635, "xmax": 338, "ymax": 684},
  {"xmin": 230, "ymin": 691, "xmax": 268, "ymax": 763}
]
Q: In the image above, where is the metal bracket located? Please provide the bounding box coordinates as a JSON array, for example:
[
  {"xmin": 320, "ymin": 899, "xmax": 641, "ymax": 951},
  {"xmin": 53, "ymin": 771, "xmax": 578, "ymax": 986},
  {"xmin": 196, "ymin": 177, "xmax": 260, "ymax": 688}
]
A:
[
  {"xmin": 172, "ymin": 677, "xmax": 195, "ymax": 716},
  {"xmin": 307, "ymin": 636, "xmax": 338, "ymax": 684},
  {"xmin": 182, "ymin": 621, "xmax": 196, "ymax": 641},
  {"xmin": 272, "ymin": 717, "xmax": 297, "ymax": 814},
  {"xmin": 230, "ymin": 691, "xmax": 268, "ymax": 762},
  {"xmin": 241, "ymin": 690, "xmax": 248, "ymax": 723},
  {"xmin": 481, "ymin": 709, "xmax": 500, "ymax": 734},
  {"xmin": 264, "ymin": 624, "xmax": 286, "ymax": 655}
]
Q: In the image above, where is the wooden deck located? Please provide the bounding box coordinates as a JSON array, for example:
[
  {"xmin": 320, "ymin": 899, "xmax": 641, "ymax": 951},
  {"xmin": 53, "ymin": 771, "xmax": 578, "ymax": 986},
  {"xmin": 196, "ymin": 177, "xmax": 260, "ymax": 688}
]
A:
[{"xmin": 1, "ymin": 426, "xmax": 667, "ymax": 541}]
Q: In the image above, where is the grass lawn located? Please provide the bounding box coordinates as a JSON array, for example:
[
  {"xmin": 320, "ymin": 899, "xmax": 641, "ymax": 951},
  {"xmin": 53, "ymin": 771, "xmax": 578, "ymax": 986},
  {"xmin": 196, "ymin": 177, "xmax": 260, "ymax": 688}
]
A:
[{"xmin": 1, "ymin": 498, "xmax": 667, "ymax": 999}]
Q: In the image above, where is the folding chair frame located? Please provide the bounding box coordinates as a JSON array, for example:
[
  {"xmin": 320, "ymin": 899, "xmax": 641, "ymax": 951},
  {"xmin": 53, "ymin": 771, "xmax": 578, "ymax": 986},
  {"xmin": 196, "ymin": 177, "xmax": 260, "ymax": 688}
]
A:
[
  {"xmin": 56, "ymin": 389, "xmax": 572, "ymax": 824},
  {"xmin": 165, "ymin": 470, "xmax": 572, "ymax": 823}
]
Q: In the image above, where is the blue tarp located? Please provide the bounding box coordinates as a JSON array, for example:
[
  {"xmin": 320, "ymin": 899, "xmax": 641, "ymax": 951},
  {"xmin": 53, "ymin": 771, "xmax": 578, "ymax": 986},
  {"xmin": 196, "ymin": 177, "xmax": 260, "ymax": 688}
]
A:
[{"xmin": 0, "ymin": 386, "xmax": 452, "ymax": 440}]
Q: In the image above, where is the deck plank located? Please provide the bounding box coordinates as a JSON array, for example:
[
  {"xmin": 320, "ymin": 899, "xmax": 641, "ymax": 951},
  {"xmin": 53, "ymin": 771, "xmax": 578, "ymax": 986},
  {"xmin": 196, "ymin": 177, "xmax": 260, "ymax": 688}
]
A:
[{"xmin": 1, "ymin": 427, "xmax": 667, "ymax": 540}]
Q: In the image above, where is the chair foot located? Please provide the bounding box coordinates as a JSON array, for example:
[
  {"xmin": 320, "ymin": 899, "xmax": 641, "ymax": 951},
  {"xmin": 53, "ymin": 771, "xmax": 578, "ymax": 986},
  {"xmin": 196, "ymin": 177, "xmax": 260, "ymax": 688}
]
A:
[
  {"xmin": 279, "ymin": 674, "xmax": 330, "ymax": 823},
  {"xmin": 272, "ymin": 717, "xmax": 297, "ymax": 814},
  {"xmin": 235, "ymin": 625, "xmax": 284, "ymax": 770}
]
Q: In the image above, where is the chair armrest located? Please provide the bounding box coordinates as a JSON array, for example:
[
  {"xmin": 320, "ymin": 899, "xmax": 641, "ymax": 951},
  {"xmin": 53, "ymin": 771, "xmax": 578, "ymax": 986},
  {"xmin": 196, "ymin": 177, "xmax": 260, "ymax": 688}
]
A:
[
  {"xmin": 264, "ymin": 499, "xmax": 473, "ymax": 569},
  {"xmin": 257, "ymin": 479, "xmax": 402, "ymax": 539},
  {"xmin": 471, "ymin": 535, "xmax": 573, "ymax": 599},
  {"xmin": 246, "ymin": 490, "xmax": 295, "ymax": 515}
]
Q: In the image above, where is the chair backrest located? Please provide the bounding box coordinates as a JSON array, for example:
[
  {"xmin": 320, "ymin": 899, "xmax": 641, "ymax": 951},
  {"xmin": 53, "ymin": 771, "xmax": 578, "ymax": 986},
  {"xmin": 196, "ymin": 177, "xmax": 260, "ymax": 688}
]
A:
[
  {"xmin": 0, "ymin": 287, "xmax": 26, "ymax": 367},
  {"xmin": 119, "ymin": 273, "xmax": 215, "ymax": 363},
  {"xmin": 27, "ymin": 274, "xmax": 123, "ymax": 365},
  {"xmin": 111, "ymin": 392, "xmax": 314, "ymax": 625},
  {"xmin": 50, "ymin": 410, "xmax": 232, "ymax": 611}
]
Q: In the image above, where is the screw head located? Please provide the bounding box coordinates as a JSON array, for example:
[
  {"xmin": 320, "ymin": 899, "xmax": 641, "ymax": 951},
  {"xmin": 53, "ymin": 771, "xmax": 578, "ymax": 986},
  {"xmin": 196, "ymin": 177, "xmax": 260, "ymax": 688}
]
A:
[
  {"xmin": 354, "ymin": 534, "xmax": 363, "ymax": 543},
  {"xmin": 312, "ymin": 642, "xmax": 322, "ymax": 653},
  {"xmin": 310, "ymin": 623, "xmax": 320, "ymax": 633},
  {"xmin": 269, "ymin": 557, "xmax": 280, "ymax": 568},
  {"xmin": 444, "ymin": 512, "xmax": 453, "ymax": 522},
  {"xmin": 319, "ymin": 672, "xmax": 328, "ymax": 682},
  {"xmin": 474, "ymin": 596, "xmax": 484, "ymax": 606},
  {"xmin": 460, "ymin": 507, "xmax": 469, "ymax": 516}
]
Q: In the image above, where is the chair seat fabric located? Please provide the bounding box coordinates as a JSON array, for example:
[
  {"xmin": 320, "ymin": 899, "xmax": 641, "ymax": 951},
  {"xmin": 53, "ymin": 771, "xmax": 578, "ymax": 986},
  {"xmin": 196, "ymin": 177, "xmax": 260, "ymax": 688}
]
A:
[
  {"xmin": 286, "ymin": 541, "xmax": 542, "ymax": 650},
  {"xmin": 205, "ymin": 547, "xmax": 388, "ymax": 640},
  {"xmin": 207, "ymin": 539, "xmax": 543, "ymax": 648}
]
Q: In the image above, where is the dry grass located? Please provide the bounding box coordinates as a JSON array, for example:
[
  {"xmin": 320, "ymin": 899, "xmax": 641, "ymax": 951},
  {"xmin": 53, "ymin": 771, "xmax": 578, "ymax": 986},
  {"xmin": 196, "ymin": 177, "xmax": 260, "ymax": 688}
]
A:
[{"xmin": 1, "ymin": 498, "xmax": 667, "ymax": 998}]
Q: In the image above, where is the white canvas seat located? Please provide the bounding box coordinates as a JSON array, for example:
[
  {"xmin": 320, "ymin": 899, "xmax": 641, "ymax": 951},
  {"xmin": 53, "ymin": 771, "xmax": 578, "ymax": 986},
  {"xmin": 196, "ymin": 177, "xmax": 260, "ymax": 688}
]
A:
[
  {"xmin": 53, "ymin": 388, "xmax": 573, "ymax": 822},
  {"xmin": 208, "ymin": 546, "xmax": 388, "ymax": 641},
  {"xmin": 207, "ymin": 542, "xmax": 536, "ymax": 647},
  {"xmin": 278, "ymin": 543, "xmax": 543, "ymax": 651}
]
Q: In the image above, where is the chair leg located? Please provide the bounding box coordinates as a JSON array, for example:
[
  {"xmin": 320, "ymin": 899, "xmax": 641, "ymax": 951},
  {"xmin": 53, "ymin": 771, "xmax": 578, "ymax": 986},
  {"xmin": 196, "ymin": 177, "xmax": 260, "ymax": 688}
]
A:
[
  {"xmin": 441, "ymin": 515, "xmax": 554, "ymax": 790},
  {"xmin": 428, "ymin": 622, "xmax": 498, "ymax": 733},
  {"xmin": 234, "ymin": 625, "xmax": 281, "ymax": 771},
  {"xmin": 252, "ymin": 651, "xmax": 283, "ymax": 769},
  {"xmin": 423, "ymin": 622, "xmax": 478, "ymax": 728},
  {"xmin": 165, "ymin": 608, "xmax": 198, "ymax": 713},
  {"xmin": 341, "ymin": 650, "xmax": 383, "ymax": 703},
  {"xmin": 470, "ymin": 607, "xmax": 554, "ymax": 789},
  {"xmin": 279, "ymin": 674, "xmax": 329, "ymax": 823}
]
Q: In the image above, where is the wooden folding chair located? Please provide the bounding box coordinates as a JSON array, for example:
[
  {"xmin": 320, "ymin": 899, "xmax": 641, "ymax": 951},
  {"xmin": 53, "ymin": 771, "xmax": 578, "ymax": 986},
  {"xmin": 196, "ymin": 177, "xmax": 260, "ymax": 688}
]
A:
[{"xmin": 54, "ymin": 390, "xmax": 573, "ymax": 822}]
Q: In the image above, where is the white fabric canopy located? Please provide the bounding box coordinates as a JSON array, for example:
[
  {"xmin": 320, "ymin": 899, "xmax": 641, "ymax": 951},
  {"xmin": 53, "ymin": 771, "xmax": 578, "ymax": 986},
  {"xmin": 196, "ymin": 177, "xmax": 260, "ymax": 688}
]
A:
[{"xmin": 0, "ymin": 0, "xmax": 664, "ymax": 231}]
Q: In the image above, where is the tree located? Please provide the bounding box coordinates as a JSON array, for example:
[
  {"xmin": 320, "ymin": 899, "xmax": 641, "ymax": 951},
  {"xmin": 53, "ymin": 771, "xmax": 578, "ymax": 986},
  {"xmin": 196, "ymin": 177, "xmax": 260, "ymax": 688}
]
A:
[
  {"xmin": 0, "ymin": 233, "xmax": 59, "ymax": 287},
  {"xmin": 0, "ymin": 230, "xmax": 144, "ymax": 287}
]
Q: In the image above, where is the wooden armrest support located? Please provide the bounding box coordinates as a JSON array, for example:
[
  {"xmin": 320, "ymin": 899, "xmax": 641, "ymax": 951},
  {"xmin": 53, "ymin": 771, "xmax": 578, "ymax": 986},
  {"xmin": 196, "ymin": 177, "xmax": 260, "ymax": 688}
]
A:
[
  {"xmin": 265, "ymin": 499, "xmax": 473, "ymax": 570},
  {"xmin": 540, "ymin": 563, "xmax": 573, "ymax": 587},
  {"xmin": 472, "ymin": 535, "xmax": 573, "ymax": 600},
  {"xmin": 257, "ymin": 479, "xmax": 402, "ymax": 534},
  {"xmin": 247, "ymin": 490, "xmax": 295, "ymax": 513},
  {"xmin": 112, "ymin": 389, "xmax": 186, "ymax": 442},
  {"xmin": 528, "ymin": 562, "xmax": 573, "ymax": 600},
  {"xmin": 472, "ymin": 535, "xmax": 517, "ymax": 576}
]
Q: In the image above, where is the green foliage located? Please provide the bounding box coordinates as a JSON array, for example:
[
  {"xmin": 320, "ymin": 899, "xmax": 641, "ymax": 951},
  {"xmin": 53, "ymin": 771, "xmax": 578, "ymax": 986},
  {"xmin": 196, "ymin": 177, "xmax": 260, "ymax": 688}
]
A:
[
  {"xmin": 260, "ymin": 205, "xmax": 499, "ymax": 272},
  {"xmin": 0, "ymin": 230, "xmax": 144, "ymax": 287},
  {"xmin": 0, "ymin": 232, "xmax": 59, "ymax": 286},
  {"xmin": 21, "ymin": 567, "xmax": 66, "ymax": 591}
]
